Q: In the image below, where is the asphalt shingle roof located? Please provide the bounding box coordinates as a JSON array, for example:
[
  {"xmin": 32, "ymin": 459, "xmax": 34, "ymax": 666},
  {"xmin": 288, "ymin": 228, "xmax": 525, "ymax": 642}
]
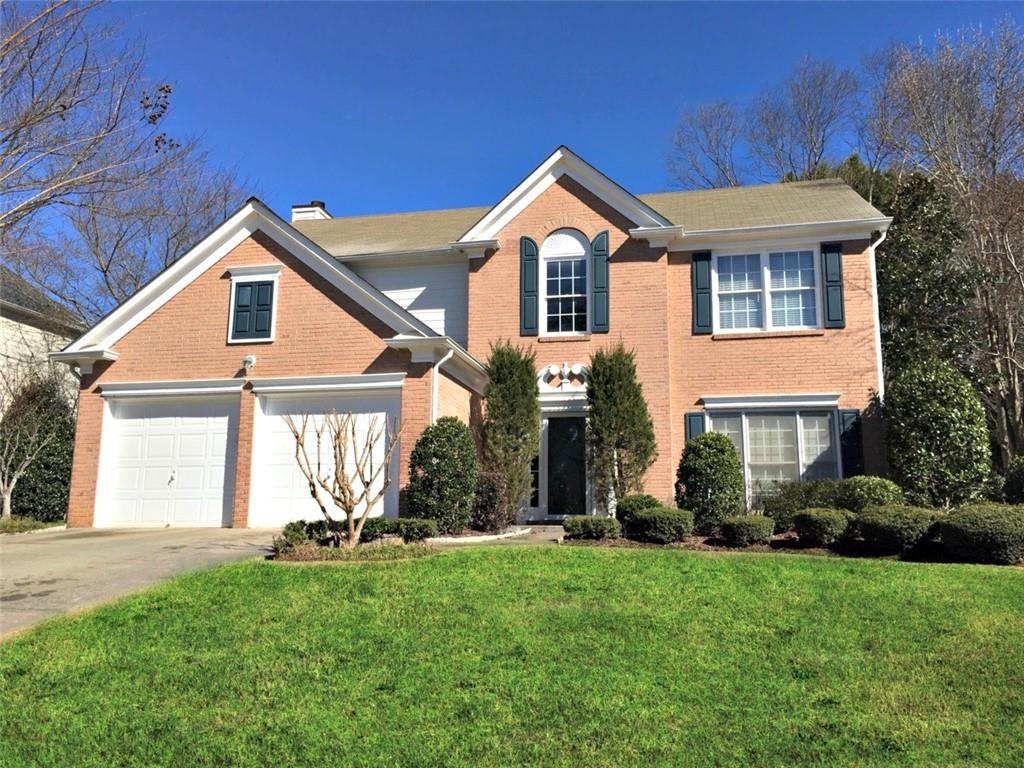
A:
[
  {"xmin": 0, "ymin": 266, "xmax": 84, "ymax": 333},
  {"xmin": 293, "ymin": 179, "xmax": 884, "ymax": 258}
]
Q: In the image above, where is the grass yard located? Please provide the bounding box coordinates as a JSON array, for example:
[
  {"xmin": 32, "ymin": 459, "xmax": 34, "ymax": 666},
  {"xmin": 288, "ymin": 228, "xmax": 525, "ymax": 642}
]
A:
[{"xmin": 1, "ymin": 547, "xmax": 1022, "ymax": 767}]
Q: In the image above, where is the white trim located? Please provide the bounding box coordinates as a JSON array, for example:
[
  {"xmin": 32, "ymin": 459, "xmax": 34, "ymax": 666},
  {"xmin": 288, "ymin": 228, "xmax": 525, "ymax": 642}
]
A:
[
  {"xmin": 631, "ymin": 217, "xmax": 893, "ymax": 253},
  {"xmin": 227, "ymin": 269, "xmax": 281, "ymax": 345},
  {"xmin": 249, "ymin": 373, "xmax": 406, "ymax": 396},
  {"xmin": 61, "ymin": 199, "xmax": 436, "ymax": 355},
  {"xmin": 459, "ymin": 146, "xmax": 671, "ymax": 242},
  {"xmin": 48, "ymin": 348, "xmax": 119, "ymax": 375},
  {"xmin": 384, "ymin": 335, "xmax": 488, "ymax": 394},
  {"xmin": 711, "ymin": 246, "xmax": 824, "ymax": 335},
  {"xmin": 868, "ymin": 230, "xmax": 887, "ymax": 401},
  {"xmin": 448, "ymin": 239, "xmax": 500, "ymax": 259},
  {"xmin": 99, "ymin": 378, "xmax": 244, "ymax": 399},
  {"xmin": 701, "ymin": 393, "xmax": 840, "ymax": 410}
]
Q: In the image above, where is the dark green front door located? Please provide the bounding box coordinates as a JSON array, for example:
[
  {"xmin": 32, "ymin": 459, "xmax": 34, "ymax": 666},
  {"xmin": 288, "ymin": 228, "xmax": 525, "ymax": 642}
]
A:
[{"xmin": 547, "ymin": 416, "xmax": 586, "ymax": 516}]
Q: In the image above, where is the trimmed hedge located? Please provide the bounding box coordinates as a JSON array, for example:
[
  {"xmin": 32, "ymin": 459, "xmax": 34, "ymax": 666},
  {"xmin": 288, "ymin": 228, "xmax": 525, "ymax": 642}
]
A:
[
  {"xmin": 625, "ymin": 507, "xmax": 694, "ymax": 544},
  {"xmin": 856, "ymin": 505, "xmax": 940, "ymax": 554},
  {"xmin": 835, "ymin": 476, "xmax": 903, "ymax": 513},
  {"xmin": 761, "ymin": 476, "xmax": 902, "ymax": 532},
  {"xmin": 675, "ymin": 432, "xmax": 744, "ymax": 534},
  {"xmin": 614, "ymin": 494, "xmax": 660, "ymax": 524},
  {"xmin": 940, "ymin": 503, "xmax": 1024, "ymax": 564},
  {"xmin": 1005, "ymin": 457, "xmax": 1024, "ymax": 504},
  {"xmin": 359, "ymin": 517, "xmax": 394, "ymax": 543},
  {"xmin": 393, "ymin": 518, "xmax": 438, "ymax": 543},
  {"xmin": 720, "ymin": 515, "xmax": 774, "ymax": 547},
  {"xmin": 406, "ymin": 417, "xmax": 480, "ymax": 534},
  {"xmin": 793, "ymin": 508, "xmax": 855, "ymax": 547},
  {"xmin": 562, "ymin": 516, "xmax": 621, "ymax": 540}
]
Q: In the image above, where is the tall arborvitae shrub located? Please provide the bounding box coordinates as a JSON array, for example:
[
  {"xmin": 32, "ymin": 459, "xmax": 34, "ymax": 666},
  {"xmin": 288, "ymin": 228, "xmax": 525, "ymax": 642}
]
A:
[
  {"xmin": 482, "ymin": 342, "xmax": 540, "ymax": 512},
  {"xmin": 586, "ymin": 344, "xmax": 657, "ymax": 515},
  {"xmin": 886, "ymin": 359, "xmax": 991, "ymax": 506},
  {"xmin": 9, "ymin": 376, "xmax": 76, "ymax": 522}
]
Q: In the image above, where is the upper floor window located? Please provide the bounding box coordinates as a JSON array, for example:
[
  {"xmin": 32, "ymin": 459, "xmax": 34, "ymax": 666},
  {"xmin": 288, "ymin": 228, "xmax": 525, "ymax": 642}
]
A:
[
  {"xmin": 540, "ymin": 229, "xmax": 590, "ymax": 335},
  {"xmin": 227, "ymin": 265, "xmax": 281, "ymax": 343},
  {"xmin": 713, "ymin": 248, "xmax": 820, "ymax": 333}
]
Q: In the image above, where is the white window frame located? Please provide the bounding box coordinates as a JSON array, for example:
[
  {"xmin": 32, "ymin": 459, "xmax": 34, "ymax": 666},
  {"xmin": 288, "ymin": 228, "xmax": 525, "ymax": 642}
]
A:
[
  {"xmin": 711, "ymin": 245, "xmax": 823, "ymax": 334},
  {"xmin": 707, "ymin": 408, "xmax": 844, "ymax": 506},
  {"xmin": 226, "ymin": 265, "xmax": 281, "ymax": 344},
  {"xmin": 539, "ymin": 229, "xmax": 591, "ymax": 337}
]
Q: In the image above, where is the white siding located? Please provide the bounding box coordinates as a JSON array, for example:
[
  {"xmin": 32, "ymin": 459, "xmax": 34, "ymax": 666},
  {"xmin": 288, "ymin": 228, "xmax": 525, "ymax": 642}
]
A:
[{"xmin": 352, "ymin": 262, "xmax": 468, "ymax": 344}]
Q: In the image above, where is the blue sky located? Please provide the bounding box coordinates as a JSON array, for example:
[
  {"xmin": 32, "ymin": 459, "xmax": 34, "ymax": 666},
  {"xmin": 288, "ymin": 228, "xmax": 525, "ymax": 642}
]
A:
[{"xmin": 103, "ymin": 2, "xmax": 1021, "ymax": 218}]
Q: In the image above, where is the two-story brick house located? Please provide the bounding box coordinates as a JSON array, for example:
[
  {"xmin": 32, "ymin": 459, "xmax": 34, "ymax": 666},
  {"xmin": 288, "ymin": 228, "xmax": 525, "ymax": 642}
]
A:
[{"xmin": 53, "ymin": 147, "xmax": 890, "ymax": 528}]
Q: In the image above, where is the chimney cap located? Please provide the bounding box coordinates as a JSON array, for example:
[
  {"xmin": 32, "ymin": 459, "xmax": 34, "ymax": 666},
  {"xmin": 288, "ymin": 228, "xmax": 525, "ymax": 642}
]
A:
[{"xmin": 290, "ymin": 200, "xmax": 331, "ymax": 222}]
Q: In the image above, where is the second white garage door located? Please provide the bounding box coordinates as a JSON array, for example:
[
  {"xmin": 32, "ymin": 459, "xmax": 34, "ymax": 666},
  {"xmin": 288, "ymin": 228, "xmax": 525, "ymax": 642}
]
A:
[{"xmin": 248, "ymin": 393, "xmax": 401, "ymax": 528}]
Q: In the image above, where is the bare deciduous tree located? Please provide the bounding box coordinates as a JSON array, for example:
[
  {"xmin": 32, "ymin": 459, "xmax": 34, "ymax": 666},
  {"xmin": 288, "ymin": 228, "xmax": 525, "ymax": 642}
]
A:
[
  {"xmin": 284, "ymin": 412, "xmax": 401, "ymax": 549},
  {"xmin": 669, "ymin": 101, "xmax": 745, "ymax": 189}
]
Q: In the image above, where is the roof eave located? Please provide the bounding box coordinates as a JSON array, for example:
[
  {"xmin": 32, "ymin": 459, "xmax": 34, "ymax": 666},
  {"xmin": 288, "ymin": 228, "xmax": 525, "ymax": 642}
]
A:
[{"xmin": 631, "ymin": 217, "xmax": 893, "ymax": 252}]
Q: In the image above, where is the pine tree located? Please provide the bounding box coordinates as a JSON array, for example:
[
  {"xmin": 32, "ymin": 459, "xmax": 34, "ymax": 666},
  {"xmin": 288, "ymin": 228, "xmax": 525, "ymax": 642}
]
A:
[
  {"xmin": 482, "ymin": 342, "xmax": 540, "ymax": 510},
  {"xmin": 586, "ymin": 344, "xmax": 657, "ymax": 514}
]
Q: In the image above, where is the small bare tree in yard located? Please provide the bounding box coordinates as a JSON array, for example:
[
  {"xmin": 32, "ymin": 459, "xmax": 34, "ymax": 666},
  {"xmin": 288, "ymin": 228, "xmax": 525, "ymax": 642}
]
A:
[{"xmin": 284, "ymin": 413, "xmax": 401, "ymax": 549}]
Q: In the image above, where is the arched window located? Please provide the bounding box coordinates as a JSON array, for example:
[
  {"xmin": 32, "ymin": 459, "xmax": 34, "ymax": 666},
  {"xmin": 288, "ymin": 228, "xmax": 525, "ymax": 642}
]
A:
[{"xmin": 539, "ymin": 228, "xmax": 589, "ymax": 334}]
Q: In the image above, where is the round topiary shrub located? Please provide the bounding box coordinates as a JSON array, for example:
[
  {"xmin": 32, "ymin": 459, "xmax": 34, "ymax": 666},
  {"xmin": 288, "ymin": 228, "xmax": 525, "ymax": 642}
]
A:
[
  {"xmin": 1005, "ymin": 457, "xmax": 1024, "ymax": 504},
  {"xmin": 614, "ymin": 493, "xmax": 660, "ymax": 524},
  {"xmin": 720, "ymin": 515, "xmax": 774, "ymax": 547},
  {"xmin": 675, "ymin": 432, "xmax": 744, "ymax": 534},
  {"xmin": 835, "ymin": 476, "xmax": 903, "ymax": 513},
  {"xmin": 793, "ymin": 508, "xmax": 855, "ymax": 547},
  {"xmin": 562, "ymin": 515, "xmax": 621, "ymax": 540},
  {"xmin": 939, "ymin": 503, "xmax": 1024, "ymax": 564},
  {"xmin": 856, "ymin": 505, "xmax": 940, "ymax": 554},
  {"xmin": 625, "ymin": 507, "xmax": 694, "ymax": 544},
  {"xmin": 406, "ymin": 416, "xmax": 480, "ymax": 534},
  {"xmin": 760, "ymin": 479, "xmax": 841, "ymax": 533},
  {"xmin": 470, "ymin": 470, "xmax": 515, "ymax": 532},
  {"xmin": 886, "ymin": 359, "xmax": 991, "ymax": 506}
]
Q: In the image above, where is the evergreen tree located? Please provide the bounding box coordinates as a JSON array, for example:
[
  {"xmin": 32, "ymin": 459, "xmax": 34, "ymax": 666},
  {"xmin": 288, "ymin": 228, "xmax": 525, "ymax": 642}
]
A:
[
  {"xmin": 482, "ymin": 342, "xmax": 540, "ymax": 511},
  {"xmin": 586, "ymin": 344, "xmax": 657, "ymax": 514}
]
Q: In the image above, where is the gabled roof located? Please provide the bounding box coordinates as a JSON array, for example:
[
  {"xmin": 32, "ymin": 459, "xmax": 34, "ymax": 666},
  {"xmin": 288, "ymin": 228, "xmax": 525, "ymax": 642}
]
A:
[
  {"xmin": 60, "ymin": 198, "xmax": 439, "ymax": 356},
  {"xmin": 294, "ymin": 158, "xmax": 889, "ymax": 259},
  {"xmin": 0, "ymin": 266, "xmax": 84, "ymax": 337}
]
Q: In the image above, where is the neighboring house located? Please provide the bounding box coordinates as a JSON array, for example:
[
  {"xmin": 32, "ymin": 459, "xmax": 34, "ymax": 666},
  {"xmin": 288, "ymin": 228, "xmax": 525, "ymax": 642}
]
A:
[
  {"xmin": 1, "ymin": 266, "xmax": 84, "ymax": 385},
  {"xmin": 52, "ymin": 146, "xmax": 890, "ymax": 528}
]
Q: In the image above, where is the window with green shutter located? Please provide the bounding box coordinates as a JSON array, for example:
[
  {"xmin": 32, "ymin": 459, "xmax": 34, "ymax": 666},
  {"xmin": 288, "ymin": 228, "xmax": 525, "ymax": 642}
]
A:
[{"xmin": 231, "ymin": 280, "xmax": 275, "ymax": 341}]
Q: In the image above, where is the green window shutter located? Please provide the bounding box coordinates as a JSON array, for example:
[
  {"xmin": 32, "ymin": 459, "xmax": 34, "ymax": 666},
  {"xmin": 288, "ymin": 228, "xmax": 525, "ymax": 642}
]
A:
[
  {"xmin": 232, "ymin": 280, "xmax": 274, "ymax": 340},
  {"xmin": 520, "ymin": 236, "xmax": 539, "ymax": 336},
  {"xmin": 685, "ymin": 412, "xmax": 706, "ymax": 442},
  {"xmin": 839, "ymin": 409, "xmax": 864, "ymax": 477},
  {"xmin": 591, "ymin": 230, "xmax": 610, "ymax": 333},
  {"xmin": 821, "ymin": 242, "xmax": 845, "ymax": 328},
  {"xmin": 692, "ymin": 251, "xmax": 713, "ymax": 334}
]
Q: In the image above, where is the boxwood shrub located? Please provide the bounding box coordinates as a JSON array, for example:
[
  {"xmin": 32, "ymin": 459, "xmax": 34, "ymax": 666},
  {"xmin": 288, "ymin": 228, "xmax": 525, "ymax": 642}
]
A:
[
  {"xmin": 614, "ymin": 493, "xmax": 660, "ymax": 524},
  {"xmin": 675, "ymin": 432, "xmax": 744, "ymax": 534},
  {"xmin": 393, "ymin": 518, "xmax": 438, "ymax": 543},
  {"xmin": 761, "ymin": 479, "xmax": 840, "ymax": 533},
  {"xmin": 856, "ymin": 505, "xmax": 940, "ymax": 554},
  {"xmin": 940, "ymin": 503, "xmax": 1024, "ymax": 564},
  {"xmin": 562, "ymin": 515, "xmax": 621, "ymax": 540},
  {"xmin": 793, "ymin": 508, "xmax": 855, "ymax": 547},
  {"xmin": 359, "ymin": 517, "xmax": 395, "ymax": 543},
  {"xmin": 625, "ymin": 507, "xmax": 694, "ymax": 544},
  {"xmin": 720, "ymin": 515, "xmax": 774, "ymax": 547},
  {"xmin": 835, "ymin": 476, "xmax": 903, "ymax": 513}
]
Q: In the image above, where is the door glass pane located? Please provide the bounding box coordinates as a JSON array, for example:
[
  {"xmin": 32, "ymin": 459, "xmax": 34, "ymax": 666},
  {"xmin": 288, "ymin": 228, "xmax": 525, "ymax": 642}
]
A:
[
  {"xmin": 747, "ymin": 413, "xmax": 799, "ymax": 492},
  {"xmin": 529, "ymin": 455, "xmax": 540, "ymax": 508},
  {"xmin": 547, "ymin": 417, "xmax": 586, "ymax": 516},
  {"xmin": 801, "ymin": 412, "xmax": 837, "ymax": 480}
]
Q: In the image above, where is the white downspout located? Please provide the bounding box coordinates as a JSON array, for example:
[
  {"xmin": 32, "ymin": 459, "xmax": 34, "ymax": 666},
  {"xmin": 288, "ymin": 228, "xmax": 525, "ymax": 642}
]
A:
[
  {"xmin": 430, "ymin": 348, "xmax": 455, "ymax": 424},
  {"xmin": 868, "ymin": 230, "xmax": 887, "ymax": 402}
]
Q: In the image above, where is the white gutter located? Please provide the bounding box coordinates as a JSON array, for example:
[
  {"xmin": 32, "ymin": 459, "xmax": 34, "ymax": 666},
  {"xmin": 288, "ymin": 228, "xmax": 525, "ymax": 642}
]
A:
[
  {"xmin": 868, "ymin": 229, "xmax": 888, "ymax": 402},
  {"xmin": 430, "ymin": 348, "xmax": 455, "ymax": 424}
]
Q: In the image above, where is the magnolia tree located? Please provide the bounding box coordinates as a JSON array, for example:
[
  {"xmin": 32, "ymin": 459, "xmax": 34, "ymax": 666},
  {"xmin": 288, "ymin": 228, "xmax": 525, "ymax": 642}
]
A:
[{"xmin": 284, "ymin": 412, "xmax": 401, "ymax": 549}]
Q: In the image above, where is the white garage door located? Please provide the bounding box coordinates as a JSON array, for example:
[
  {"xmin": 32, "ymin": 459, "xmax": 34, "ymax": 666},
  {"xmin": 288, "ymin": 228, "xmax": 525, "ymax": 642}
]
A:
[
  {"xmin": 96, "ymin": 399, "xmax": 236, "ymax": 527},
  {"xmin": 249, "ymin": 393, "xmax": 400, "ymax": 528}
]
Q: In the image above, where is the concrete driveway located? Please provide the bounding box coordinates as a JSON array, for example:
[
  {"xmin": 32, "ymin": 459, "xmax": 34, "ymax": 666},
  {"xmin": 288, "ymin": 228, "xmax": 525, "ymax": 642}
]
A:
[{"xmin": 0, "ymin": 527, "xmax": 274, "ymax": 638}]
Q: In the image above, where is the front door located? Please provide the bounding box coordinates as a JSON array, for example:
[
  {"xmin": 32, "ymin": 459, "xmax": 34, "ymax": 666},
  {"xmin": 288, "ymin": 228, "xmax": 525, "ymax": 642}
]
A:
[{"xmin": 528, "ymin": 415, "xmax": 587, "ymax": 519}]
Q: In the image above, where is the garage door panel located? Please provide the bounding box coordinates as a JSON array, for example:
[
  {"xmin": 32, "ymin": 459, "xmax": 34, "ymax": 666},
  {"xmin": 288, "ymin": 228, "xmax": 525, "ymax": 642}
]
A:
[
  {"xmin": 249, "ymin": 393, "xmax": 400, "ymax": 528},
  {"xmin": 96, "ymin": 398, "xmax": 236, "ymax": 528}
]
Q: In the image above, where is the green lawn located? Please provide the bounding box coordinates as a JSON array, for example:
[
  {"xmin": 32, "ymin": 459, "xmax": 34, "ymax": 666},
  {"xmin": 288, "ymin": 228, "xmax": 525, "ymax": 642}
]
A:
[{"xmin": 2, "ymin": 547, "xmax": 1022, "ymax": 767}]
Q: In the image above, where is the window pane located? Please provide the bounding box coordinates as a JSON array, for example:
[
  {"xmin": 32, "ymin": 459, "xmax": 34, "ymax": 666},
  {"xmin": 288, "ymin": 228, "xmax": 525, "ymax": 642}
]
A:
[
  {"xmin": 747, "ymin": 414, "xmax": 799, "ymax": 488},
  {"xmin": 719, "ymin": 292, "xmax": 763, "ymax": 330},
  {"xmin": 769, "ymin": 251, "xmax": 815, "ymax": 289},
  {"xmin": 718, "ymin": 254, "xmax": 762, "ymax": 292},
  {"xmin": 771, "ymin": 289, "xmax": 816, "ymax": 327},
  {"xmin": 801, "ymin": 412, "xmax": 837, "ymax": 479},
  {"xmin": 544, "ymin": 257, "xmax": 587, "ymax": 332},
  {"xmin": 710, "ymin": 414, "xmax": 743, "ymax": 458}
]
